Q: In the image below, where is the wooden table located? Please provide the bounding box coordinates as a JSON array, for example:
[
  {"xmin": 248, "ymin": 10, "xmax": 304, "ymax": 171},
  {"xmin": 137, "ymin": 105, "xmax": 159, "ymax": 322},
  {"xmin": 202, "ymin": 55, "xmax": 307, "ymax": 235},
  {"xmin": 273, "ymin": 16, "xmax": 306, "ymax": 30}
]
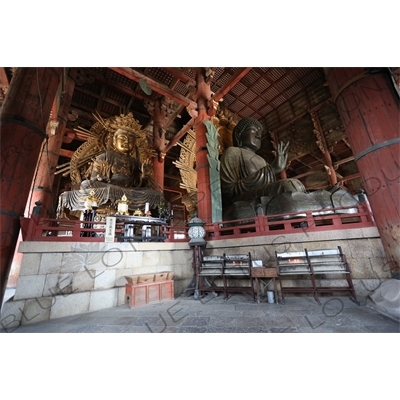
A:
[{"xmin": 251, "ymin": 267, "xmax": 280, "ymax": 304}]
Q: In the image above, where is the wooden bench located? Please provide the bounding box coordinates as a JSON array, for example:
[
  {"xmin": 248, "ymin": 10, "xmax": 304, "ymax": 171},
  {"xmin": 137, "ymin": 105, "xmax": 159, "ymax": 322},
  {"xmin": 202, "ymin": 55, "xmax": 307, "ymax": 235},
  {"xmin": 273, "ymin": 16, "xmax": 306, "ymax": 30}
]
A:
[
  {"xmin": 198, "ymin": 253, "xmax": 255, "ymax": 301},
  {"xmin": 276, "ymin": 246, "xmax": 359, "ymax": 305}
]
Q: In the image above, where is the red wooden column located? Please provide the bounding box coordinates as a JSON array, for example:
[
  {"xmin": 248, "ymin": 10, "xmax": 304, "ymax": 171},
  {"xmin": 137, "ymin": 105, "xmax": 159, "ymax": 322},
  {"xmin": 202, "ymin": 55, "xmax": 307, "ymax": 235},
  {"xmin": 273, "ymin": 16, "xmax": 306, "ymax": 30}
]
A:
[
  {"xmin": 325, "ymin": 68, "xmax": 400, "ymax": 273},
  {"xmin": 151, "ymin": 98, "xmax": 166, "ymax": 191},
  {"xmin": 192, "ymin": 68, "xmax": 215, "ymax": 223},
  {"xmin": 152, "ymin": 160, "xmax": 165, "ymax": 193},
  {"xmin": 27, "ymin": 71, "xmax": 76, "ymax": 217},
  {"xmin": 0, "ymin": 67, "xmax": 63, "ymax": 304}
]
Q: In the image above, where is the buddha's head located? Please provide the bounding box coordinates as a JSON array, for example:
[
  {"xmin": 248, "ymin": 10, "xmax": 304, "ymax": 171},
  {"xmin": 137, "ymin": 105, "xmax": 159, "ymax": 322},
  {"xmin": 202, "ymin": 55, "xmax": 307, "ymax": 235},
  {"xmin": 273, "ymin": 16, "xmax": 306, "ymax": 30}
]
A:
[
  {"xmin": 113, "ymin": 129, "xmax": 136, "ymax": 155},
  {"xmin": 233, "ymin": 117, "xmax": 263, "ymax": 151}
]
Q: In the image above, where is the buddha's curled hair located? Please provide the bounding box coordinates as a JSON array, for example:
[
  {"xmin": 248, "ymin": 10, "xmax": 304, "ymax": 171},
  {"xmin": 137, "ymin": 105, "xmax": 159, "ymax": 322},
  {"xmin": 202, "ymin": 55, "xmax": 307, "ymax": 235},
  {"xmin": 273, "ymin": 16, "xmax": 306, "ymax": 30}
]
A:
[{"xmin": 232, "ymin": 118, "xmax": 263, "ymax": 147}]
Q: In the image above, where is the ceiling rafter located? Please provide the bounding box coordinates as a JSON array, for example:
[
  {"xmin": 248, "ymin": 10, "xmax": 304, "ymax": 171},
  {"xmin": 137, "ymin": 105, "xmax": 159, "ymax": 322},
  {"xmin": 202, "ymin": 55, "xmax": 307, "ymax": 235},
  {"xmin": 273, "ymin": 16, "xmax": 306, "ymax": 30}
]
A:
[
  {"xmin": 213, "ymin": 68, "xmax": 252, "ymax": 102},
  {"xmin": 163, "ymin": 67, "xmax": 196, "ymax": 86},
  {"xmin": 84, "ymin": 68, "xmax": 154, "ymax": 104},
  {"xmin": 109, "ymin": 67, "xmax": 197, "ymax": 109},
  {"xmin": 258, "ymin": 67, "xmax": 296, "ymax": 101}
]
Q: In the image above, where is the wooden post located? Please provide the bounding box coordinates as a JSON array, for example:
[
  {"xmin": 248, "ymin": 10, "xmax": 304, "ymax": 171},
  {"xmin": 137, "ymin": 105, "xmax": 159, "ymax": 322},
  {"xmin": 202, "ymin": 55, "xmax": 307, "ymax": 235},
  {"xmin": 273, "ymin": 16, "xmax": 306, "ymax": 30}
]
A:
[
  {"xmin": 27, "ymin": 70, "xmax": 76, "ymax": 217},
  {"xmin": 8, "ymin": 71, "xmax": 75, "ymax": 291},
  {"xmin": 152, "ymin": 158, "xmax": 165, "ymax": 192},
  {"xmin": 325, "ymin": 67, "xmax": 400, "ymax": 273},
  {"xmin": 0, "ymin": 67, "xmax": 63, "ymax": 305},
  {"xmin": 193, "ymin": 68, "xmax": 214, "ymax": 223},
  {"xmin": 151, "ymin": 98, "xmax": 166, "ymax": 190}
]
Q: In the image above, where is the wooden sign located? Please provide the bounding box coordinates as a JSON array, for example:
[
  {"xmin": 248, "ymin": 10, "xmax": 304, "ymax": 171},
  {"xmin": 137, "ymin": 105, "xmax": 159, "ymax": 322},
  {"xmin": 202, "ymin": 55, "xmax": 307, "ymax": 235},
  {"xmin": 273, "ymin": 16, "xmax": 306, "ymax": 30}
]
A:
[{"xmin": 105, "ymin": 217, "xmax": 116, "ymax": 242}]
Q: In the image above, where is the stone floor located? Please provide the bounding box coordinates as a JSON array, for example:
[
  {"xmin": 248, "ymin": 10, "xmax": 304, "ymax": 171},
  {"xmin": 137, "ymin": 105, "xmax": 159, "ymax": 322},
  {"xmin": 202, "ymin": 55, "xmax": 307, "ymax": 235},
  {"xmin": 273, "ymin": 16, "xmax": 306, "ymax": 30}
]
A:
[{"xmin": 1, "ymin": 289, "xmax": 399, "ymax": 333}]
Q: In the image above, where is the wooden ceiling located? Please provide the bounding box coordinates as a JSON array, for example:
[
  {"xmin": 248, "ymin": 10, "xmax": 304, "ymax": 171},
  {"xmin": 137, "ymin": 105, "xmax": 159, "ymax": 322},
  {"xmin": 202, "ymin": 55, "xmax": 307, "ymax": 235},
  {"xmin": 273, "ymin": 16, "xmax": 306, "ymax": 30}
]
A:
[{"xmin": 0, "ymin": 66, "xmax": 384, "ymax": 206}]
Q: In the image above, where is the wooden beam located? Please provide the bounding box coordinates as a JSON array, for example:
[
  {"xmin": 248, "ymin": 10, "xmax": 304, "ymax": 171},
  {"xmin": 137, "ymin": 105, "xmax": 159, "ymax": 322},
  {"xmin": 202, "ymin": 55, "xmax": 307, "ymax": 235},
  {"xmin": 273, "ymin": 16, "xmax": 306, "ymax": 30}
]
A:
[
  {"xmin": 164, "ymin": 174, "xmax": 182, "ymax": 181},
  {"xmin": 341, "ymin": 137, "xmax": 352, "ymax": 148},
  {"xmin": 109, "ymin": 67, "xmax": 197, "ymax": 109},
  {"xmin": 71, "ymin": 131, "xmax": 96, "ymax": 143},
  {"xmin": 59, "ymin": 148, "xmax": 75, "ymax": 158},
  {"xmin": 165, "ymin": 105, "xmax": 185, "ymax": 128},
  {"xmin": 309, "ymin": 152, "xmax": 325, "ymax": 165},
  {"xmin": 163, "ymin": 186, "xmax": 186, "ymax": 194},
  {"xmin": 339, "ymin": 173, "xmax": 361, "ymax": 183},
  {"xmin": 334, "ymin": 155, "xmax": 355, "ymax": 168},
  {"xmin": 292, "ymin": 156, "xmax": 314, "ymax": 170},
  {"xmin": 213, "ymin": 67, "xmax": 252, "ymax": 102},
  {"xmin": 306, "ymin": 183, "xmax": 330, "ymax": 190},
  {"xmin": 292, "ymin": 169, "xmax": 323, "ymax": 180},
  {"xmin": 163, "ymin": 118, "xmax": 195, "ymax": 154},
  {"xmin": 170, "ymin": 193, "xmax": 183, "ymax": 203}
]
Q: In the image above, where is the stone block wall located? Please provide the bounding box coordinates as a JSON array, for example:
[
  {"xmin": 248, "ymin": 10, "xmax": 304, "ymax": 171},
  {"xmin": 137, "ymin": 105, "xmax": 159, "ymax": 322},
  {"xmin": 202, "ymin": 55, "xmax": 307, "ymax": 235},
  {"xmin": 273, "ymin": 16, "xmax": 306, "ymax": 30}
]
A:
[
  {"xmin": 0, "ymin": 226, "xmax": 390, "ymax": 330},
  {"xmin": 1, "ymin": 241, "xmax": 193, "ymax": 330}
]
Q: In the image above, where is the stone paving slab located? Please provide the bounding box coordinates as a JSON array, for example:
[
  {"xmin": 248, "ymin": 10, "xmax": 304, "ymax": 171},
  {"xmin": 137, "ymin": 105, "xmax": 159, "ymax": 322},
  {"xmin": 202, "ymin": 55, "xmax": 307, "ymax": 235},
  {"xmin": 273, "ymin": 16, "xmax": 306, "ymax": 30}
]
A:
[
  {"xmin": 181, "ymin": 317, "xmax": 210, "ymax": 327},
  {"xmin": 1, "ymin": 294, "xmax": 399, "ymax": 333},
  {"xmin": 364, "ymin": 325, "xmax": 400, "ymax": 333}
]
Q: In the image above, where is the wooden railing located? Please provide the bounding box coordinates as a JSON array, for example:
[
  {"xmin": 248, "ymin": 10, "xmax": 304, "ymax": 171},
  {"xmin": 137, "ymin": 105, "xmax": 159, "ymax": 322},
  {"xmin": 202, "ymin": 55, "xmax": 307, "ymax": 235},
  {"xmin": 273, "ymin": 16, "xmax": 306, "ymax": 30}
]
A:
[
  {"xmin": 20, "ymin": 217, "xmax": 112, "ymax": 242},
  {"xmin": 20, "ymin": 204, "xmax": 375, "ymax": 243},
  {"xmin": 202, "ymin": 204, "xmax": 375, "ymax": 241}
]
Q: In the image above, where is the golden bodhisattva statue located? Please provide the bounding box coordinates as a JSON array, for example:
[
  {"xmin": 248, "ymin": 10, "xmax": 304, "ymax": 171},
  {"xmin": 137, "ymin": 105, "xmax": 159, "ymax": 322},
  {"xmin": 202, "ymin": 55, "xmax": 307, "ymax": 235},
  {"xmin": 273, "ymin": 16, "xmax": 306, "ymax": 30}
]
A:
[
  {"xmin": 57, "ymin": 113, "xmax": 163, "ymax": 219},
  {"xmin": 81, "ymin": 128, "xmax": 143, "ymax": 189}
]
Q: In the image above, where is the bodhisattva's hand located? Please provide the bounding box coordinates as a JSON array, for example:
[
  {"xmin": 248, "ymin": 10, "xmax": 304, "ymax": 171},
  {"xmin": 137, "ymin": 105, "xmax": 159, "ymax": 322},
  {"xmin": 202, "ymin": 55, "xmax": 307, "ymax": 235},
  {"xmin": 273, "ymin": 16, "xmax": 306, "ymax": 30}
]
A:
[{"xmin": 271, "ymin": 141, "xmax": 289, "ymax": 174}]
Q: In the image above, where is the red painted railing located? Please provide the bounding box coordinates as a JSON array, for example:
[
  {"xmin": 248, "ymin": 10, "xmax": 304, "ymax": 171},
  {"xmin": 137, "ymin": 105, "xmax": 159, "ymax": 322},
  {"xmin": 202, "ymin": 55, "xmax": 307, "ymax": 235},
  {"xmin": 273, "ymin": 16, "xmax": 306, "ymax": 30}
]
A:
[
  {"xmin": 20, "ymin": 217, "xmax": 111, "ymax": 242},
  {"xmin": 202, "ymin": 204, "xmax": 374, "ymax": 241},
  {"xmin": 20, "ymin": 204, "xmax": 375, "ymax": 243}
]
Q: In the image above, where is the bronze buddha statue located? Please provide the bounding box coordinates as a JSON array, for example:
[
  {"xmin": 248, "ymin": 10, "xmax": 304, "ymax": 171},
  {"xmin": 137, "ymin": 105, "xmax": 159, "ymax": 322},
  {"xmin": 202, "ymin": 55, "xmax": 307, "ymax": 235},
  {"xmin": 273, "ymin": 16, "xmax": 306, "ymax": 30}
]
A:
[
  {"xmin": 219, "ymin": 117, "xmax": 359, "ymax": 220},
  {"xmin": 220, "ymin": 118, "xmax": 305, "ymax": 217}
]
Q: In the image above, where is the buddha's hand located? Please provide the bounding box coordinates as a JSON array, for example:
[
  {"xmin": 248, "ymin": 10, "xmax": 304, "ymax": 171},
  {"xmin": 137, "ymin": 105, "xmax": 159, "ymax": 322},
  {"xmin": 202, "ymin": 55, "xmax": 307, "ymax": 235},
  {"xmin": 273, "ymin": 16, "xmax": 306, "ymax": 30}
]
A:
[
  {"xmin": 272, "ymin": 141, "xmax": 289, "ymax": 174},
  {"xmin": 96, "ymin": 174, "xmax": 104, "ymax": 182}
]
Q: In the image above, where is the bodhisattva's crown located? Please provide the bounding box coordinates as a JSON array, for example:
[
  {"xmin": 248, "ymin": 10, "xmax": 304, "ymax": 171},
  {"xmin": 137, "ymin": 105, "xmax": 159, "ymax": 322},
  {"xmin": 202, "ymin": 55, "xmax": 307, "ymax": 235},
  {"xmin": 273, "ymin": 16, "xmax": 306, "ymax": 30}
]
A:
[{"xmin": 106, "ymin": 113, "xmax": 143, "ymax": 136}]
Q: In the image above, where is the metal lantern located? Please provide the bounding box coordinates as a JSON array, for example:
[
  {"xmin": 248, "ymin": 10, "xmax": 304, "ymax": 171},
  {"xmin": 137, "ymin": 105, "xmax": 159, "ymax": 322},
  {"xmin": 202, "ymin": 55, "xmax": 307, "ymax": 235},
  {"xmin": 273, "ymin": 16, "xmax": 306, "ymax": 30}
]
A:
[
  {"xmin": 116, "ymin": 194, "xmax": 130, "ymax": 215},
  {"xmin": 133, "ymin": 208, "xmax": 144, "ymax": 216},
  {"xmin": 187, "ymin": 212, "xmax": 206, "ymax": 245},
  {"xmin": 83, "ymin": 190, "xmax": 99, "ymax": 210},
  {"xmin": 82, "ymin": 190, "xmax": 99, "ymax": 237}
]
